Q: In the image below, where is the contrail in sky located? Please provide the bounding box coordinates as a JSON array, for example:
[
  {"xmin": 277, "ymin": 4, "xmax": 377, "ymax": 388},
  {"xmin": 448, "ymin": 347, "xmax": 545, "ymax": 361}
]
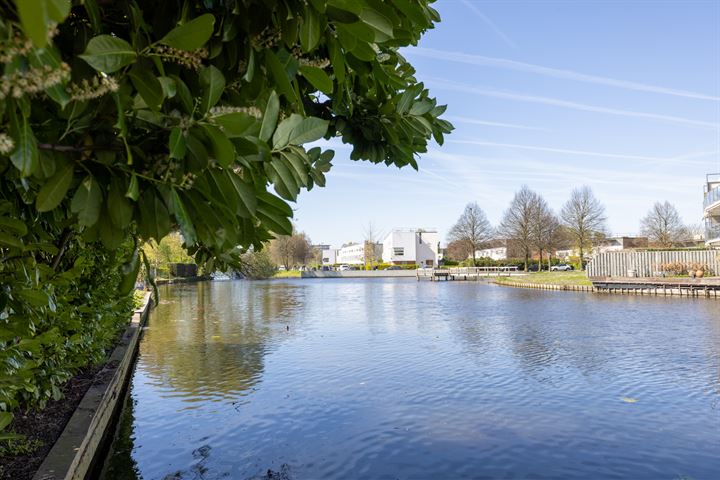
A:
[
  {"xmin": 459, "ymin": 0, "xmax": 517, "ymax": 49},
  {"xmin": 446, "ymin": 115, "xmax": 548, "ymax": 131},
  {"xmin": 409, "ymin": 47, "xmax": 720, "ymax": 102},
  {"xmin": 429, "ymin": 78, "xmax": 720, "ymax": 129}
]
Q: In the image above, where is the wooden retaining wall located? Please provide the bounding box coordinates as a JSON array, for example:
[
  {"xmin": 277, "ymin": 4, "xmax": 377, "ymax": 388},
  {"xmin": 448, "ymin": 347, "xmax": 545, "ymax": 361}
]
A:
[
  {"xmin": 494, "ymin": 280, "xmax": 594, "ymax": 292},
  {"xmin": 587, "ymin": 250, "xmax": 720, "ymax": 277},
  {"xmin": 33, "ymin": 292, "xmax": 153, "ymax": 480}
]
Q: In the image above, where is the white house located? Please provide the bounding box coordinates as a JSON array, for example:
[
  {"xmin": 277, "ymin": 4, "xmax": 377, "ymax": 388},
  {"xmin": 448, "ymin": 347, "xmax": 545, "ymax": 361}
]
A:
[
  {"xmin": 337, "ymin": 243, "xmax": 365, "ymax": 265},
  {"xmin": 474, "ymin": 247, "xmax": 507, "ymax": 261},
  {"xmin": 704, "ymin": 173, "xmax": 720, "ymax": 247},
  {"xmin": 382, "ymin": 229, "xmax": 440, "ymax": 267},
  {"xmin": 321, "ymin": 248, "xmax": 337, "ymax": 265}
]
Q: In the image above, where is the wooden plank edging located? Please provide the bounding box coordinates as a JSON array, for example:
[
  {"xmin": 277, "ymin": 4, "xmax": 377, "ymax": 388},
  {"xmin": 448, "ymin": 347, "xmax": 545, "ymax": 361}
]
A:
[{"xmin": 33, "ymin": 292, "xmax": 153, "ymax": 480}]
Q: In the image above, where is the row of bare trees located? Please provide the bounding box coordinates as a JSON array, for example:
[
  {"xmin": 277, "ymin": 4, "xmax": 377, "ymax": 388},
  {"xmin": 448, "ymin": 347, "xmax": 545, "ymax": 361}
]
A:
[
  {"xmin": 448, "ymin": 186, "xmax": 702, "ymax": 270},
  {"xmin": 267, "ymin": 230, "xmax": 315, "ymax": 270},
  {"xmin": 448, "ymin": 185, "xmax": 607, "ymax": 271}
]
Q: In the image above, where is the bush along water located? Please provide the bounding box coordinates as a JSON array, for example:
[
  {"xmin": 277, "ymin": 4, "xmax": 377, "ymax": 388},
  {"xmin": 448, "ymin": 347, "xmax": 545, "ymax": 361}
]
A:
[
  {"xmin": 0, "ymin": 0, "xmax": 451, "ymax": 440},
  {"xmin": 0, "ymin": 179, "xmax": 135, "ymax": 439}
]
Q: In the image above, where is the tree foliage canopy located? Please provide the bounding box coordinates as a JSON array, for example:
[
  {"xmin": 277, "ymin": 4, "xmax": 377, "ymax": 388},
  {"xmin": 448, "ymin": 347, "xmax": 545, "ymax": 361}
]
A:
[{"xmin": 0, "ymin": 0, "xmax": 451, "ymax": 432}]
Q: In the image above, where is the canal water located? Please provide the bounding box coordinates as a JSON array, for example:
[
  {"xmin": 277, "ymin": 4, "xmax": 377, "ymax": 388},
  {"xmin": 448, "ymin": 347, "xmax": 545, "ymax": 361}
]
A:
[{"xmin": 101, "ymin": 279, "xmax": 720, "ymax": 479}]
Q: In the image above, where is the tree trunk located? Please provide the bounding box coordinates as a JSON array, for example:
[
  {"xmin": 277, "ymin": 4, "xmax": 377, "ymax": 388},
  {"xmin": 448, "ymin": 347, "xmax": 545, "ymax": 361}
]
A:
[
  {"xmin": 578, "ymin": 245, "xmax": 584, "ymax": 271},
  {"xmin": 524, "ymin": 250, "xmax": 529, "ymax": 272},
  {"xmin": 538, "ymin": 248, "xmax": 543, "ymax": 271}
]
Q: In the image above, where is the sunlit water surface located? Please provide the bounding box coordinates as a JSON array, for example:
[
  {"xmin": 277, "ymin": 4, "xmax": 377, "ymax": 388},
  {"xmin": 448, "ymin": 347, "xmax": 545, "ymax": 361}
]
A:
[{"xmin": 101, "ymin": 279, "xmax": 720, "ymax": 479}]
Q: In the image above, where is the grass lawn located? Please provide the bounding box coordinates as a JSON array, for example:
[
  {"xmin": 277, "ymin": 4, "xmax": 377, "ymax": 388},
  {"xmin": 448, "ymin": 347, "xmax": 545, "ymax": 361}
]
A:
[
  {"xmin": 272, "ymin": 270, "xmax": 302, "ymax": 278},
  {"xmin": 498, "ymin": 271, "xmax": 592, "ymax": 286}
]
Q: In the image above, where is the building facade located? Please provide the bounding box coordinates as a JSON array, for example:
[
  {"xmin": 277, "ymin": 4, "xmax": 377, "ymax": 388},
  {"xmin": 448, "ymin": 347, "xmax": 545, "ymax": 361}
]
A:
[
  {"xmin": 382, "ymin": 229, "xmax": 440, "ymax": 267},
  {"xmin": 474, "ymin": 247, "xmax": 507, "ymax": 261},
  {"xmin": 594, "ymin": 236, "xmax": 648, "ymax": 254},
  {"xmin": 321, "ymin": 248, "xmax": 337, "ymax": 265},
  {"xmin": 704, "ymin": 173, "xmax": 720, "ymax": 247}
]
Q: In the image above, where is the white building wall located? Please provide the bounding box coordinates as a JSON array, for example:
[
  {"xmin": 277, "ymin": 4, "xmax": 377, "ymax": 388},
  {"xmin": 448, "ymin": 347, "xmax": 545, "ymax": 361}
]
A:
[
  {"xmin": 382, "ymin": 229, "xmax": 440, "ymax": 266},
  {"xmin": 321, "ymin": 249, "xmax": 337, "ymax": 265},
  {"xmin": 474, "ymin": 247, "xmax": 507, "ymax": 261},
  {"xmin": 337, "ymin": 243, "xmax": 365, "ymax": 265}
]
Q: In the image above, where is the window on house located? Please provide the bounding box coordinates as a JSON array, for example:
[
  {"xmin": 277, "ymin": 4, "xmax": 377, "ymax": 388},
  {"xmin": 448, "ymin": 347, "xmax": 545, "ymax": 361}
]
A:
[{"xmin": 393, "ymin": 247, "xmax": 404, "ymax": 256}]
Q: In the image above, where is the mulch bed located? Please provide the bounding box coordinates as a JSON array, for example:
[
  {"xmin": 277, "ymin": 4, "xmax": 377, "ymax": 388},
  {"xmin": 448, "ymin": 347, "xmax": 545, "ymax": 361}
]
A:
[{"xmin": 0, "ymin": 363, "xmax": 105, "ymax": 480}]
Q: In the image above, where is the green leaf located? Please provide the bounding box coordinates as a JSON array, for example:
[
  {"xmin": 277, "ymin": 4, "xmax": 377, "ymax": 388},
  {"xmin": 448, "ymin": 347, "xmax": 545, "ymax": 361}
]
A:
[
  {"xmin": 268, "ymin": 157, "xmax": 298, "ymax": 200},
  {"xmin": 265, "ymin": 50, "xmax": 294, "ymax": 101},
  {"xmin": 227, "ymin": 171, "xmax": 257, "ymax": 217},
  {"xmin": 16, "ymin": 289, "xmax": 51, "ymax": 308},
  {"xmin": 126, "ymin": 174, "xmax": 140, "ymax": 201},
  {"xmin": 129, "ymin": 64, "xmax": 164, "ymax": 111},
  {"xmin": 300, "ymin": 6, "xmax": 322, "ymax": 52},
  {"xmin": 36, "ymin": 162, "xmax": 74, "ymax": 212},
  {"xmin": 0, "ymin": 411, "xmax": 13, "ymax": 431},
  {"xmin": 119, "ymin": 247, "xmax": 140, "ymax": 295},
  {"xmin": 9, "ymin": 111, "xmax": 38, "ymax": 177},
  {"xmin": 272, "ymin": 114, "xmax": 303, "ymax": 150},
  {"xmin": 99, "ymin": 215, "xmax": 123, "ymax": 249},
  {"xmin": 14, "ymin": 0, "xmax": 70, "ymax": 64},
  {"xmin": 327, "ymin": 38, "xmax": 345, "ymax": 83},
  {"xmin": 259, "ymin": 91, "xmax": 279, "ymax": 142},
  {"xmin": 70, "ymin": 176, "xmax": 103, "ymax": 227},
  {"xmin": 202, "ymin": 125, "xmax": 235, "ymax": 167},
  {"xmin": 0, "ymin": 216, "xmax": 28, "ymax": 235},
  {"xmin": 288, "ymin": 117, "xmax": 329, "ymax": 145},
  {"xmin": 46, "ymin": 0, "xmax": 71, "ymax": 23},
  {"xmin": 108, "ymin": 179, "xmax": 133, "ymax": 228},
  {"xmin": 171, "ymin": 189, "xmax": 197, "ymax": 246},
  {"xmin": 80, "ymin": 35, "xmax": 136, "ymax": 73},
  {"xmin": 159, "ymin": 14, "xmax": 215, "ymax": 51},
  {"xmin": 170, "ymin": 75, "xmax": 194, "ymax": 114},
  {"xmin": 0, "ymin": 232, "xmax": 24, "ymax": 248},
  {"xmin": 213, "ymin": 112, "xmax": 257, "ymax": 138},
  {"xmin": 299, "ymin": 66, "xmax": 333, "ymax": 94},
  {"xmin": 360, "ymin": 8, "xmax": 394, "ymax": 38},
  {"xmin": 169, "ymin": 127, "xmax": 186, "ymax": 159},
  {"xmin": 199, "ymin": 65, "xmax": 225, "ymax": 113}
]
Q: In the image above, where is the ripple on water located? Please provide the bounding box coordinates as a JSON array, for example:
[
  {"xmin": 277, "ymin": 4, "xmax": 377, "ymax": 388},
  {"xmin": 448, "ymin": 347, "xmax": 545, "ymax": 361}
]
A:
[{"xmin": 102, "ymin": 280, "xmax": 720, "ymax": 480}]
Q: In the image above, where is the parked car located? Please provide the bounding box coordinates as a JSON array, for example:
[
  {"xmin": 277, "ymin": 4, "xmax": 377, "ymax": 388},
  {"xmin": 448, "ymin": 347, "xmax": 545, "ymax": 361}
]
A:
[
  {"xmin": 550, "ymin": 264, "xmax": 574, "ymax": 271},
  {"xmin": 337, "ymin": 264, "xmax": 352, "ymax": 271},
  {"xmin": 386, "ymin": 266, "xmax": 402, "ymax": 270}
]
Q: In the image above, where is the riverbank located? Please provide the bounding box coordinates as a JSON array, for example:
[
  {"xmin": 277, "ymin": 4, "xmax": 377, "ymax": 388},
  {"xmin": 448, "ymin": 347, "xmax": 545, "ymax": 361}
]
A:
[
  {"xmin": 0, "ymin": 292, "xmax": 153, "ymax": 480},
  {"xmin": 496, "ymin": 271, "xmax": 593, "ymax": 287}
]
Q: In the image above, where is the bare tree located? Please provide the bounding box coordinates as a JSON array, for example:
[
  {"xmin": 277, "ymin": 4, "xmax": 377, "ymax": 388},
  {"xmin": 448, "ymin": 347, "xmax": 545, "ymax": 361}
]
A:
[
  {"xmin": 501, "ymin": 186, "xmax": 543, "ymax": 271},
  {"xmin": 560, "ymin": 186, "xmax": 607, "ymax": 269},
  {"xmin": 448, "ymin": 202, "xmax": 494, "ymax": 266},
  {"xmin": 532, "ymin": 201, "xmax": 561, "ymax": 270},
  {"xmin": 446, "ymin": 239, "xmax": 474, "ymax": 262},
  {"xmin": 362, "ymin": 222, "xmax": 381, "ymax": 268},
  {"xmin": 269, "ymin": 230, "xmax": 312, "ymax": 269},
  {"xmin": 640, "ymin": 201, "xmax": 686, "ymax": 247}
]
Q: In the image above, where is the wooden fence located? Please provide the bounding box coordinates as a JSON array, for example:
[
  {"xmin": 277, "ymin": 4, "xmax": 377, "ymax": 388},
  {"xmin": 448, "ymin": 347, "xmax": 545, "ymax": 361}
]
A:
[{"xmin": 587, "ymin": 250, "xmax": 720, "ymax": 278}]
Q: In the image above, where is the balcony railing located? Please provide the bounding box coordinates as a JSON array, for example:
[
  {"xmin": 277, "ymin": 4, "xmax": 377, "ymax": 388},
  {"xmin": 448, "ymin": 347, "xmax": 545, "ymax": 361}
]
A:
[
  {"xmin": 706, "ymin": 223, "xmax": 720, "ymax": 243},
  {"xmin": 705, "ymin": 185, "xmax": 720, "ymax": 210}
]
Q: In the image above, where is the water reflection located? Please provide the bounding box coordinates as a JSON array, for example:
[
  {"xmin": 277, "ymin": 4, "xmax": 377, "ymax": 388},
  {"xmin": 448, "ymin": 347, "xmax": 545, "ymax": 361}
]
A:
[
  {"xmin": 138, "ymin": 282, "xmax": 305, "ymax": 404},
  {"xmin": 103, "ymin": 279, "xmax": 720, "ymax": 480}
]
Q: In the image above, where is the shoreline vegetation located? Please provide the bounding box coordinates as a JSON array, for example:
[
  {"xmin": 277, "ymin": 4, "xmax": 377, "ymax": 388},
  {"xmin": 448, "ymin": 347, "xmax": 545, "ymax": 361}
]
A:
[{"xmin": 496, "ymin": 271, "xmax": 593, "ymax": 287}]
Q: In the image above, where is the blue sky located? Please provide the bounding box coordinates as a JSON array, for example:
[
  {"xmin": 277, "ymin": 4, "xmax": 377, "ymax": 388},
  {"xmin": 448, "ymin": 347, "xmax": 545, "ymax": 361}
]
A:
[{"xmin": 295, "ymin": 1, "xmax": 720, "ymax": 248}]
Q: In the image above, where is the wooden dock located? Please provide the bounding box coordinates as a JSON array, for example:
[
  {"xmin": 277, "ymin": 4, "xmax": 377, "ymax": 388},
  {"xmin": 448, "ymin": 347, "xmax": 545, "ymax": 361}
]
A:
[
  {"xmin": 417, "ymin": 266, "xmax": 523, "ymax": 281},
  {"xmin": 591, "ymin": 277, "xmax": 720, "ymax": 298}
]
